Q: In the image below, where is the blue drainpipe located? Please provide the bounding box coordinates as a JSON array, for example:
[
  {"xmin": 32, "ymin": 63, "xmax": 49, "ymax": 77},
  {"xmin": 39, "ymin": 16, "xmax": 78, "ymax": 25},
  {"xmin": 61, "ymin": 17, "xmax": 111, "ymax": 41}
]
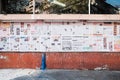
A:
[{"xmin": 41, "ymin": 53, "xmax": 46, "ymax": 70}]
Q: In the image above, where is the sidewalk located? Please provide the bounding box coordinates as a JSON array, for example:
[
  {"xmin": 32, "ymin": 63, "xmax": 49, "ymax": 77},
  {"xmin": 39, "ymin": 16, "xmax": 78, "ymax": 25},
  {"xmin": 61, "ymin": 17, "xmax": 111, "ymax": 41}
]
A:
[
  {"xmin": 11, "ymin": 69, "xmax": 120, "ymax": 80},
  {"xmin": 0, "ymin": 69, "xmax": 120, "ymax": 80}
]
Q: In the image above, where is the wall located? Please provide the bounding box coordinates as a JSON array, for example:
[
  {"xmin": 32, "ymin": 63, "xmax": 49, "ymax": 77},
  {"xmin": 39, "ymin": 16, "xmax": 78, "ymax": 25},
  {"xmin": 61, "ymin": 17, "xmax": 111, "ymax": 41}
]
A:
[
  {"xmin": 0, "ymin": 21, "xmax": 120, "ymax": 70},
  {"xmin": 0, "ymin": 52, "xmax": 120, "ymax": 70},
  {"xmin": 0, "ymin": 53, "xmax": 42, "ymax": 69},
  {"xmin": 0, "ymin": 21, "xmax": 120, "ymax": 52}
]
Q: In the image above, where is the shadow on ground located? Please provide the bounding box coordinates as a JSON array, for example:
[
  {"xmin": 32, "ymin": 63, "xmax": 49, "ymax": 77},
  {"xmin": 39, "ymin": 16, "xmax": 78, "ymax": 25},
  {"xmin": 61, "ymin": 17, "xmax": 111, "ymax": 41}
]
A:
[{"xmin": 12, "ymin": 70, "xmax": 120, "ymax": 80}]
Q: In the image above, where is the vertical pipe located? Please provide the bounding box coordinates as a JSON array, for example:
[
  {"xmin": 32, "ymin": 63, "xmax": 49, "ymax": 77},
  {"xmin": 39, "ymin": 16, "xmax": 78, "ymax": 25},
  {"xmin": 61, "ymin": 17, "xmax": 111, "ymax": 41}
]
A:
[
  {"xmin": 41, "ymin": 53, "xmax": 46, "ymax": 70},
  {"xmin": 88, "ymin": 0, "xmax": 91, "ymax": 14},
  {"xmin": 33, "ymin": 0, "xmax": 35, "ymax": 14},
  {"xmin": 0, "ymin": 0, "xmax": 1, "ymax": 14}
]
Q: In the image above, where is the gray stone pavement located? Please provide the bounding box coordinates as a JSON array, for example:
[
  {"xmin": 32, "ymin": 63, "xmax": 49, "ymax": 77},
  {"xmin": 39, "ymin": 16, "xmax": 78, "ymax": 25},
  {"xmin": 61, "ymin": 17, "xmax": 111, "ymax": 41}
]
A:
[{"xmin": 12, "ymin": 70, "xmax": 120, "ymax": 80}]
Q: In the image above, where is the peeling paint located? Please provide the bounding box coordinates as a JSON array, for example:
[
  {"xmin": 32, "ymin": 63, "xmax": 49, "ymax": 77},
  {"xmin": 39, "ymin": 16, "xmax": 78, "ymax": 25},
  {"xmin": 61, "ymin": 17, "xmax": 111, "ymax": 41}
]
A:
[
  {"xmin": 0, "ymin": 55, "xmax": 7, "ymax": 59},
  {"xmin": 94, "ymin": 65, "xmax": 109, "ymax": 71}
]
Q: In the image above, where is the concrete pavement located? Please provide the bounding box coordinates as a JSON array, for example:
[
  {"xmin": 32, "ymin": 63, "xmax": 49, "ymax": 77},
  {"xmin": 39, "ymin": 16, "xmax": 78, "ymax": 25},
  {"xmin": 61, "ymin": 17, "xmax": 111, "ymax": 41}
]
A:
[{"xmin": 12, "ymin": 70, "xmax": 120, "ymax": 80}]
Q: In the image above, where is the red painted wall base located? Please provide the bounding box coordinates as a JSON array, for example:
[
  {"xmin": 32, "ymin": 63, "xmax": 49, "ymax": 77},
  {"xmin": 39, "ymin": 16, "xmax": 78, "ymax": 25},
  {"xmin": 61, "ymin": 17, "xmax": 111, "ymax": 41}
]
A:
[
  {"xmin": 0, "ymin": 52, "xmax": 120, "ymax": 70},
  {"xmin": 0, "ymin": 53, "xmax": 42, "ymax": 69}
]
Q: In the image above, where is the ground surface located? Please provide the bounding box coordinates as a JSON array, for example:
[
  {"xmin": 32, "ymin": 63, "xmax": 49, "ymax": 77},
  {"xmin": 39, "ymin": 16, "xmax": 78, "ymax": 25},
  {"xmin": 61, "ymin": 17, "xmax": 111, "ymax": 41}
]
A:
[{"xmin": 0, "ymin": 69, "xmax": 120, "ymax": 80}]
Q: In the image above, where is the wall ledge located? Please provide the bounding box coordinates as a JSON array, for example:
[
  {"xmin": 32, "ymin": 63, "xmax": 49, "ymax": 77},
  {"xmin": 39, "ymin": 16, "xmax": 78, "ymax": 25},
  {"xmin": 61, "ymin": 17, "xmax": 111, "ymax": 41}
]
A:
[{"xmin": 0, "ymin": 14, "xmax": 120, "ymax": 21}]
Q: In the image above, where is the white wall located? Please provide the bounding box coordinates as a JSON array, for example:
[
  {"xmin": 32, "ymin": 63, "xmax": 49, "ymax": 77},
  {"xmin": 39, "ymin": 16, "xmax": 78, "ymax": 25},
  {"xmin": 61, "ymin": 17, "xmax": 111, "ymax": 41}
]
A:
[{"xmin": 0, "ymin": 21, "xmax": 120, "ymax": 52}]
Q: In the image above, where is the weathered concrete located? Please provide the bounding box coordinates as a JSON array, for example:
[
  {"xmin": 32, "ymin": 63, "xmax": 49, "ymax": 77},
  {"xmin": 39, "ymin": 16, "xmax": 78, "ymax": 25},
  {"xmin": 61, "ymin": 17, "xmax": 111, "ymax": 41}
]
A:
[{"xmin": 12, "ymin": 70, "xmax": 120, "ymax": 80}]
